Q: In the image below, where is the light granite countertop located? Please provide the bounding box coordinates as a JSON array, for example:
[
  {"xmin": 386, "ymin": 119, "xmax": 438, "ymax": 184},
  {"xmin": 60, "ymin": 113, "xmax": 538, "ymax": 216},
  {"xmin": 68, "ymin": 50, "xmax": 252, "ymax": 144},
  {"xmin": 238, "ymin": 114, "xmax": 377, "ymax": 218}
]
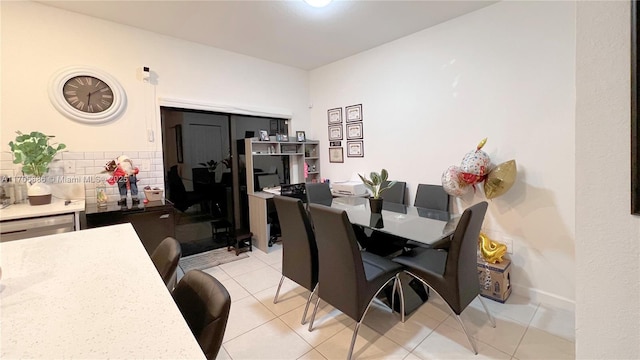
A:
[
  {"xmin": 0, "ymin": 223, "xmax": 205, "ymax": 359},
  {"xmin": 0, "ymin": 197, "xmax": 85, "ymax": 221}
]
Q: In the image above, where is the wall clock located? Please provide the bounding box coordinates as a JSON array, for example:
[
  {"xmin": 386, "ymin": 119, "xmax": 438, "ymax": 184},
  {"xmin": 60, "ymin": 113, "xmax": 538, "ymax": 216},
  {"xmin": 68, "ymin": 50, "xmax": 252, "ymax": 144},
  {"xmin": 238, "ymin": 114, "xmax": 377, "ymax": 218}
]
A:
[{"xmin": 49, "ymin": 66, "xmax": 126, "ymax": 123}]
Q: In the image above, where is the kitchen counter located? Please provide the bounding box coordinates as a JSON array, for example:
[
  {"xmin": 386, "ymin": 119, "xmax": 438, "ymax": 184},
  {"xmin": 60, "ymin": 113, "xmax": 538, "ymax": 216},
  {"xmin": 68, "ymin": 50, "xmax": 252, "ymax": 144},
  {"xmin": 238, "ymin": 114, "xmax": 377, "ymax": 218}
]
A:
[
  {"xmin": 0, "ymin": 223, "xmax": 205, "ymax": 359},
  {"xmin": 0, "ymin": 198, "xmax": 85, "ymax": 221},
  {"xmin": 0, "ymin": 198, "xmax": 85, "ymax": 233}
]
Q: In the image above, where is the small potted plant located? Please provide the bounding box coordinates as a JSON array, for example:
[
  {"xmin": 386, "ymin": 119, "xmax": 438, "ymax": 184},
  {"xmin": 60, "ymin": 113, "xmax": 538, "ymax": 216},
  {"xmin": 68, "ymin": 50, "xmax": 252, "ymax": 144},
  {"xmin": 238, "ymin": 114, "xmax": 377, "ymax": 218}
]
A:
[
  {"xmin": 9, "ymin": 131, "xmax": 66, "ymax": 205},
  {"xmin": 358, "ymin": 169, "xmax": 396, "ymax": 213}
]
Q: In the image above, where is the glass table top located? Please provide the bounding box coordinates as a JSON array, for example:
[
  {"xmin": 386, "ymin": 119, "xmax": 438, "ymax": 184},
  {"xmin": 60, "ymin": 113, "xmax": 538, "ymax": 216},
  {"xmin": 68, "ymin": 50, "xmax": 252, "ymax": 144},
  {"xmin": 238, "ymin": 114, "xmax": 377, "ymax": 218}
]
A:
[{"xmin": 330, "ymin": 197, "xmax": 459, "ymax": 246}]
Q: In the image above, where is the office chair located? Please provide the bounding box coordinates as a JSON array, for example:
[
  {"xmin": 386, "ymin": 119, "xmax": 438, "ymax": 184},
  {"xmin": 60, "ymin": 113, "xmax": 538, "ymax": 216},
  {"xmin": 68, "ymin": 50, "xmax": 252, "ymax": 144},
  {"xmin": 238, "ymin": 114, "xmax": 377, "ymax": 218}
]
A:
[
  {"xmin": 272, "ymin": 196, "xmax": 319, "ymax": 325},
  {"xmin": 150, "ymin": 236, "xmax": 182, "ymax": 290},
  {"xmin": 380, "ymin": 180, "xmax": 406, "ymax": 205},
  {"xmin": 305, "ymin": 182, "xmax": 332, "ymax": 206},
  {"xmin": 308, "ymin": 204, "xmax": 405, "ymax": 360},
  {"xmin": 393, "ymin": 201, "xmax": 495, "ymax": 355},
  {"xmin": 172, "ymin": 270, "xmax": 231, "ymax": 360}
]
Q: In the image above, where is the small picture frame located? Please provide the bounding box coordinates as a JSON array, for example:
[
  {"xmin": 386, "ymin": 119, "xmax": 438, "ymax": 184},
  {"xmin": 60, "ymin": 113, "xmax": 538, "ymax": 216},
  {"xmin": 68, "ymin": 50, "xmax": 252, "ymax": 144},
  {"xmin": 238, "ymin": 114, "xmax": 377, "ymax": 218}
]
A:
[
  {"xmin": 346, "ymin": 122, "xmax": 363, "ymax": 140},
  {"xmin": 259, "ymin": 129, "xmax": 270, "ymax": 141},
  {"xmin": 328, "ymin": 125, "xmax": 343, "ymax": 140},
  {"xmin": 296, "ymin": 131, "xmax": 306, "ymax": 142},
  {"xmin": 281, "ymin": 134, "xmax": 289, "ymax": 142},
  {"xmin": 330, "ymin": 141, "xmax": 342, "ymax": 147},
  {"xmin": 329, "ymin": 147, "xmax": 344, "ymax": 163},
  {"xmin": 347, "ymin": 140, "xmax": 364, "ymax": 157},
  {"xmin": 345, "ymin": 104, "xmax": 363, "ymax": 122},
  {"xmin": 328, "ymin": 108, "xmax": 342, "ymax": 124}
]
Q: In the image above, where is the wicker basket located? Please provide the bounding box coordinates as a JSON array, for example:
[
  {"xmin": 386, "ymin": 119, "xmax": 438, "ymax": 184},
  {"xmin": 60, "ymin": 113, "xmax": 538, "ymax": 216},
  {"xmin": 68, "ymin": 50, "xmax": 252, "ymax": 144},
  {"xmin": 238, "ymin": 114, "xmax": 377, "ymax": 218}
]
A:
[{"xmin": 144, "ymin": 188, "xmax": 164, "ymax": 201}]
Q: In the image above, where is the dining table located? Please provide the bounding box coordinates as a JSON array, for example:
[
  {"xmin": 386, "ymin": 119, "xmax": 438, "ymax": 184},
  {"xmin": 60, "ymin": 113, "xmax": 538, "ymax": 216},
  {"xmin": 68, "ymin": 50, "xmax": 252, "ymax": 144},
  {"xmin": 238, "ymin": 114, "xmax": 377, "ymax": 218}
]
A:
[
  {"xmin": 0, "ymin": 223, "xmax": 205, "ymax": 359},
  {"xmin": 330, "ymin": 197, "xmax": 459, "ymax": 246},
  {"xmin": 330, "ymin": 197, "xmax": 460, "ymax": 314}
]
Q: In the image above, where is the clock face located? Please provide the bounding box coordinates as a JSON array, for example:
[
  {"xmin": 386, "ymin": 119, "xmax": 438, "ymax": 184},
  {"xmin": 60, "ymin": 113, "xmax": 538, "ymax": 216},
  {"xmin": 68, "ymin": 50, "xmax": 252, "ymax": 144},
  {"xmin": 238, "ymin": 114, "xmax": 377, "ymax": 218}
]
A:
[
  {"xmin": 63, "ymin": 76, "xmax": 114, "ymax": 114},
  {"xmin": 50, "ymin": 66, "xmax": 127, "ymax": 123}
]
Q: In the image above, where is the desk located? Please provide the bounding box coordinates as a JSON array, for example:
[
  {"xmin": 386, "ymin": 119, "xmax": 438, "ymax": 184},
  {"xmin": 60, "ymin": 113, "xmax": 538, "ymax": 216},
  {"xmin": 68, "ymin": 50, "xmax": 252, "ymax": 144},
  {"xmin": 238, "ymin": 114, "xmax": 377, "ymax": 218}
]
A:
[
  {"xmin": 248, "ymin": 191, "xmax": 275, "ymax": 252},
  {"xmin": 331, "ymin": 197, "xmax": 458, "ymax": 246},
  {"xmin": 0, "ymin": 223, "xmax": 205, "ymax": 359}
]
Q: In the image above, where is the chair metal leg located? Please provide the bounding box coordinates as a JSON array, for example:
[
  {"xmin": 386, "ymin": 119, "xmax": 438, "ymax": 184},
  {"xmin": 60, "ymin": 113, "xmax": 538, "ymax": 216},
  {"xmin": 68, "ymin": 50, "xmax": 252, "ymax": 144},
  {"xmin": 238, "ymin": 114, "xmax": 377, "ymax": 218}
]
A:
[
  {"xmin": 396, "ymin": 274, "xmax": 405, "ymax": 323},
  {"xmin": 301, "ymin": 284, "xmax": 318, "ymax": 325},
  {"xmin": 347, "ymin": 320, "xmax": 363, "ymax": 360},
  {"xmin": 404, "ymin": 270, "xmax": 478, "ymax": 355},
  {"xmin": 308, "ymin": 285, "xmax": 322, "ymax": 332},
  {"xmin": 346, "ymin": 276, "xmax": 399, "ymax": 360},
  {"xmin": 391, "ymin": 278, "xmax": 397, "ymax": 315},
  {"xmin": 273, "ymin": 275, "xmax": 285, "ymax": 304},
  {"xmin": 478, "ymin": 295, "xmax": 496, "ymax": 328},
  {"xmin": 454, "ymin": 314, "xmax": 478, "ymax": 355}
]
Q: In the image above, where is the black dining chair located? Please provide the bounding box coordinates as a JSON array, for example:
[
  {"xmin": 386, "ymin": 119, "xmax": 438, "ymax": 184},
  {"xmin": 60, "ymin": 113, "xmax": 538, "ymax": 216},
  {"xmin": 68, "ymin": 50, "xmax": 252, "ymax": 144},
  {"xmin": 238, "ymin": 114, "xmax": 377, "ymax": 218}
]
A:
[
  {"xmin": 150, "ymin": 236, "xmax": 182, "ymax": 290},
  {"xmin": 305, "ymin": 182, "xmax": 333, "ymax": 206},
  {"xmin": 380, "ymin": 180, "xmax": 406, "ymax": 205},
  {"xmin": 307, "ymin": 203, "xmax": 405, "ymax": 360},
  {"xmin": 172, "ymin": 269, "xmax": 231, "ymax": 360},
  {"xmin": 272, "ymin": 195, "xmax": 319, "ymax": 325},
  {"xmin": 392, "ymin": 201, "xmax": 495, "ymax": 355},
  {"xmin": 414, "ymin": 184, "xmax": 450, "ymax": 212}
]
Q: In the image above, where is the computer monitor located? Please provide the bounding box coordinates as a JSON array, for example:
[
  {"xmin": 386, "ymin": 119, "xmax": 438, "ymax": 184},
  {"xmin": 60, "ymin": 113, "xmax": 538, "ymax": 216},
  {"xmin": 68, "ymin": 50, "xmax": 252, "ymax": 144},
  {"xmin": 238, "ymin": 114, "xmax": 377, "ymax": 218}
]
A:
[{"xmin": 257, "ymin": 174, "xmax": 280, "ymax": 190}]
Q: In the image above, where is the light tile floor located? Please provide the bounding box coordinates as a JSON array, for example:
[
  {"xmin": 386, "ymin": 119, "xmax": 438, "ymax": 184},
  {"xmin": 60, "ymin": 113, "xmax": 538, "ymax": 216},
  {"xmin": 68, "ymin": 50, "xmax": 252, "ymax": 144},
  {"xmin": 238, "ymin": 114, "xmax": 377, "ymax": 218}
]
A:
[{"xmin": 181, "ymin": 245, "xmax": 576, "ymax": 360}]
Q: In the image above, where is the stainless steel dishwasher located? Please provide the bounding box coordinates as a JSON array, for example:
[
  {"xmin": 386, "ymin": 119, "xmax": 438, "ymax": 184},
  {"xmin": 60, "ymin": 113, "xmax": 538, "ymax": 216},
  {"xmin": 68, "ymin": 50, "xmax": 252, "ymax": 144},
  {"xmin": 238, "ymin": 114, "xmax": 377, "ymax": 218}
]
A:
[{"xmin": 0, "ymin": 214, "xmax": 75, "ymax": 242}]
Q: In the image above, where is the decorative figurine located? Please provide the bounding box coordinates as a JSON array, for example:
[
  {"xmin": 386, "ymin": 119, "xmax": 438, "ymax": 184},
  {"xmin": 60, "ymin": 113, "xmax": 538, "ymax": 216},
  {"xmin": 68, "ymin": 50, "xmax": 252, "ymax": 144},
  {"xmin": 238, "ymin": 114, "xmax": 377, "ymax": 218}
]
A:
[{"xmin": 105, "ymin": 155, "xmax": 139, "ymax": 205}]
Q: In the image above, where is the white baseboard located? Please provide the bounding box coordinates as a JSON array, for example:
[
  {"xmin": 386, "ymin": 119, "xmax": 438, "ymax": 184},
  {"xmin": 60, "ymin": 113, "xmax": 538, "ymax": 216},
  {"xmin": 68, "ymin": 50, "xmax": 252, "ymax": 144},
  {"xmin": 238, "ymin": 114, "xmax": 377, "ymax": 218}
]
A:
[{"xmin": 511, "ymin": 283, "xmax": 575, "ymax": 312}]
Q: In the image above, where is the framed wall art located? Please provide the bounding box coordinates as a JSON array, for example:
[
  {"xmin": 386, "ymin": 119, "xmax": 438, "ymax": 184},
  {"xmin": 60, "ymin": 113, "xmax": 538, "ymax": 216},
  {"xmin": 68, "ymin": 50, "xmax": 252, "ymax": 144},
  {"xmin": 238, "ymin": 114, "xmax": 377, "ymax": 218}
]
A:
[
  {"xmin": 345, "ymin": 104, "xmax": 362, "ymax": 122},
  {"xmin": 328, "ymin": 125, "xmax": 343, "ymax": 140},
  {"xmin": 329, "ymin": 147, "xmax": 344, "ymax": 163},
  {"xmin": 347, "ymin": 140, "xmax": 364, "ymax": 157},
  {"xmin": 328, "ymin": 108, "xmax": 342, "ymax": 124},
  {"xmin": 346, "ymin": 122, "xmax": 363, "ymax": 140}
]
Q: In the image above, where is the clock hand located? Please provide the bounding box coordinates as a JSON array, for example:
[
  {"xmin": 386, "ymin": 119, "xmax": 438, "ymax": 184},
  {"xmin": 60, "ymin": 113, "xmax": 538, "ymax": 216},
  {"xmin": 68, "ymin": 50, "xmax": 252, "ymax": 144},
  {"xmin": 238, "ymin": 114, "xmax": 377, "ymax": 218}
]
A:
[{"xmin": 89, "ymin": 87, "xmax": 107, "ymax": 96}]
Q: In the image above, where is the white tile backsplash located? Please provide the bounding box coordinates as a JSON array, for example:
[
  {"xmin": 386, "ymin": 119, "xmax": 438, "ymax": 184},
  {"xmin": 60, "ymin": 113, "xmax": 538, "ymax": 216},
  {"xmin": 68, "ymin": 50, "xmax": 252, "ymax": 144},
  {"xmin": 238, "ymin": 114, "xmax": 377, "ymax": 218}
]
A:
[{"xmin": 0, "ymin": 150, "xmax": 166, "ymax": 204}]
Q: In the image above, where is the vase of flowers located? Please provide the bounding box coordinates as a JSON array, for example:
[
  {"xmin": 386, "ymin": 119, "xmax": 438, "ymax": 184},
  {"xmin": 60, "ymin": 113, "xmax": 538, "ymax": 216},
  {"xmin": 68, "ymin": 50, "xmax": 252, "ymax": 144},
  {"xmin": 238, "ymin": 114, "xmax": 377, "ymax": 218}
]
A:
[
  {"xmin": 9, "ymin": 131, "xmax": 66, "ymax": 205},
  {"xmin": 358, "ymin": 169, "xmax": 396, "ymax": 214}
]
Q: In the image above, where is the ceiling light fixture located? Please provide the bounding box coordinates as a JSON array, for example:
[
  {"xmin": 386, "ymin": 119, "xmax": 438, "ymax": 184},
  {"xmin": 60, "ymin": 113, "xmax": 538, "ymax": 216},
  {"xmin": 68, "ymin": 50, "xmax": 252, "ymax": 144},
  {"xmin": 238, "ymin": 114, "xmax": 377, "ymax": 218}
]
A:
[{"xmin": 303, "ymin": 0, "xmax": 332, "ymax": 8}]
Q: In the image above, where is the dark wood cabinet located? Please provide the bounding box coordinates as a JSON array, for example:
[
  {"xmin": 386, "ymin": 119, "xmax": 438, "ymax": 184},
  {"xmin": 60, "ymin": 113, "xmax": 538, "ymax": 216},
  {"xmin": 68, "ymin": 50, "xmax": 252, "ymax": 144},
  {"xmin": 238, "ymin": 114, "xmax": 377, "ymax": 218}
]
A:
[{"xmin": 81, "ymin": 200, "xmax": 176, "ymax": 255}]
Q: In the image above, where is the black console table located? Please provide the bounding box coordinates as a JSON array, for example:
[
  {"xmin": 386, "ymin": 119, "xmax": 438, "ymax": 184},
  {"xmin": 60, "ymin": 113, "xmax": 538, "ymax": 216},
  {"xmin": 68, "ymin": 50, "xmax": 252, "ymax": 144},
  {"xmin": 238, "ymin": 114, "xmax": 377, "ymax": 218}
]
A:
[{"xmin": 81, "ymin": 199, "xmax": 176, "ymax": 255}]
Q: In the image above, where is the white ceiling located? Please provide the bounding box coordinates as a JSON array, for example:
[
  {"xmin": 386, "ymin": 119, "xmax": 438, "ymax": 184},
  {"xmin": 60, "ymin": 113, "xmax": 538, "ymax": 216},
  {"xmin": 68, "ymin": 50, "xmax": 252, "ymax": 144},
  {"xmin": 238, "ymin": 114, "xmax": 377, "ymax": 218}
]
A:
[{"xmin": 38, "ymin": 0, "xmax": 497, "ymax": 70}]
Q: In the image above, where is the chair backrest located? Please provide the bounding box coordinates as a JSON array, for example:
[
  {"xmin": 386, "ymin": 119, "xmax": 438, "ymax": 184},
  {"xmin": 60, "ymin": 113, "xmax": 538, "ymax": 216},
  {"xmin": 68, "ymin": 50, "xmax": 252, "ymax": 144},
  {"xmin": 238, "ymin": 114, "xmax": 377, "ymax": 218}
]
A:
[
  {"xmin": 150, "ymin": 236, "xmax": 182, "ymax": 289},
  {"xmin": 414, "ymin": 184, "xmax": 450, "ymax": 211},
  {"xmin": 444, "ymin": 201, "xmax": 488, "ymax": 313},
  {"xmin": 272, "ymin": 196, "xmax": 318, "ymax": 291},
  {"xmin": 167, "ymin": 165, "xmax": 187, "ymax": 199},
  {"xmin": 173, "ymin": 270, "xmax": 231, "ymax": 360},
  {"xmin": 305, "ymin": 182, "xmax": 333, "ymax": 206},
  {"xmin": 380, "ymin": 181, "xmax": 406, "ymax": 205},
  {"xmin": 308, "ymin": 203, "xmax": 367, "ymax": 320}
]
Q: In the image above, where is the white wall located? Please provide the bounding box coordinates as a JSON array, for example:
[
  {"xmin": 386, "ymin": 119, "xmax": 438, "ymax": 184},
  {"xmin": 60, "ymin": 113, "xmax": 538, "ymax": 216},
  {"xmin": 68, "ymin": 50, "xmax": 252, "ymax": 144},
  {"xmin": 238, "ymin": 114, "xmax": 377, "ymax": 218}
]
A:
[
  {"xmin": 310, "ymin": 1, "xmax": 576, "ymax": 306},
  {"xmin": 575, "ymin": 1, "xmax": 640, "ymax": 358},
  {"xmin": 0, "ymin": 1, "xmax": 310, "ymax": 153}
]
